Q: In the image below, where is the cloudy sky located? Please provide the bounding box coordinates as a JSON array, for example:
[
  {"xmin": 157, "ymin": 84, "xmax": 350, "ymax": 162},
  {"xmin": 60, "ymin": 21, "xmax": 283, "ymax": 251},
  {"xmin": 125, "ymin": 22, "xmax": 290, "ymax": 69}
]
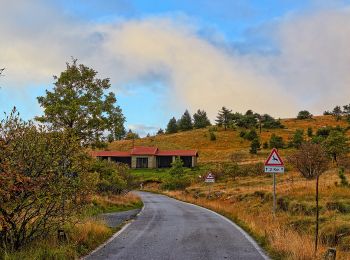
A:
[{"xmin": 1, "ymin": 0, "xmax": 350, "ymax": 136}]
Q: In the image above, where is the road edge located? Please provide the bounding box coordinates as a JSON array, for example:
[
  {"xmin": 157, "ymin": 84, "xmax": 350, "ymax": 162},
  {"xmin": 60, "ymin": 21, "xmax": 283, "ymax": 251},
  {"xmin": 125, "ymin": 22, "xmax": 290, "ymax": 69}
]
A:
[{"xmin": 81, "ymin": 204, "xmax": 145, "ymax": 260}]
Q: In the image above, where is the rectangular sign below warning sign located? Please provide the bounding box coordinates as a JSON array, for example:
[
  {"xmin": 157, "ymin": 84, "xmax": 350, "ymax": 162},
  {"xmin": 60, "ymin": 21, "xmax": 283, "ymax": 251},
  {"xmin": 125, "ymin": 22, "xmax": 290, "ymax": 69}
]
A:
[{"xmin": 265, "ymin": 166, "xmax": 284, "ymax": 173}]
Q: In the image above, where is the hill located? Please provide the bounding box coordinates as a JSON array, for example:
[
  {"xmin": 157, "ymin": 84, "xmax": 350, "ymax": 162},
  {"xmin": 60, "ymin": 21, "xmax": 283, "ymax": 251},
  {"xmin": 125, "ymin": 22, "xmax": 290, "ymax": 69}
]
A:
[{"xmin": 107, "ymin": 115, "xmax": 349, "ymax": 163}]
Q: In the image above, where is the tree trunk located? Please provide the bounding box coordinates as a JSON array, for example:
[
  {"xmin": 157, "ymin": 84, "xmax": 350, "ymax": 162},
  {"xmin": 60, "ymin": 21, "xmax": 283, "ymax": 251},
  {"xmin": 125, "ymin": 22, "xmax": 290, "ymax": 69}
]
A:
[{"xmin": 315, "ymin": 175, "xmax": 320, "ymax": 256}]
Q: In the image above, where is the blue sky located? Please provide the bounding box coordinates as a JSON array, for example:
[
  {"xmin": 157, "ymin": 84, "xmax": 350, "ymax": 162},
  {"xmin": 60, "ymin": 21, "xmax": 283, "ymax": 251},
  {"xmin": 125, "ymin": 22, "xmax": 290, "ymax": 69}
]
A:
[{"xmin": 1, "ymin": 0, "xmax": 350, "ymax": 136}]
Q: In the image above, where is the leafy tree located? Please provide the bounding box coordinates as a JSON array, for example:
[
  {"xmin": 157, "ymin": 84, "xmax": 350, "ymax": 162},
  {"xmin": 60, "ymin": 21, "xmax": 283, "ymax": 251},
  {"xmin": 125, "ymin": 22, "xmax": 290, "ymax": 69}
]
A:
[
  {"xmin": 250, "ymin": 138, "xmax": 261, "ymax": 154},
  {"xmin": 289, "ymin": 129, "xmax": 304, "ymax": 148},
  {"xmin": 178, "ymin": 110, "xmax": 193, "ymax": 131},
  {"xmin": 166, "ymin": 117, "xmax": 178, "ymax": 134},
  {"xmin": 215, "ymin": 106, "xmax": 232, "ymax": 130},
  {"xmin": 332, "ymin": 105, "xmax": 343, "ymax": 121},
  {"xmin": 157, "ymin": 128, "xmax": 164, "ymax": 135},
  {"xmin": 36, "ymin": 59, "xmax": 125, "ymax": 147},
  {"xmin": 236, "ymin": 114, "xmax": 258, "ymax": 129},
  {"xmin": 323, "ymin": 130, "xmax": 349, "ymax": 164},
  {"xmin": 323, "ymin": 110, "xmax": 332, "ymax": 115},
  {"xmin": 0, "ymin": 109, "xmax": 95, "ymax": 250},
  {"xmin": 260, "ymin": 114, "xmax": 284, "ymax": 129},
  {"xmin": 297, "ymin": 110, "xmax": 313, "ymax": 120},
  {"xmin": 343, "ymin": 104, "xmax": 350, "ymax": 122},
  {"xmin": 193, "ymin": 109, "xmax": 211, "ymax": 129},
  {"xmin": 169, "ymin": 157, "xmax": 185, "ymax": 175},
  {"xmin": 288, "ymin": 142, "xmax": 330, "ymax": 255},
  {"xmin": 269, "ymin": 134, "xmax": 284, "ymax": 149}
]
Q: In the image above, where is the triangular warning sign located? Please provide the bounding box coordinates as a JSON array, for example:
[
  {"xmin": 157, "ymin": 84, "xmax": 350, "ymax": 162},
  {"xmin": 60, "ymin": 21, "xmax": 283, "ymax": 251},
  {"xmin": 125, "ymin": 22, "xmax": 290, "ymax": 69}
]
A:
[
  {"xmin": 265, "ymin": 148, "xmax": 284, "ymax": 166},
  {"xmin": 206, "ymin": 173, "xmax": 215, "ymax": 179}
]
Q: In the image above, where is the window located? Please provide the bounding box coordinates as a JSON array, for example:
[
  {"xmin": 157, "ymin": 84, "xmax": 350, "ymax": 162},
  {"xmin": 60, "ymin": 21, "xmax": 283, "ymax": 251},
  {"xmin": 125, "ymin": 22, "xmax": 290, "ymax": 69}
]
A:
[{"xmin": 136, "ymin": 157, "xmax": 148, "ymax": 168}]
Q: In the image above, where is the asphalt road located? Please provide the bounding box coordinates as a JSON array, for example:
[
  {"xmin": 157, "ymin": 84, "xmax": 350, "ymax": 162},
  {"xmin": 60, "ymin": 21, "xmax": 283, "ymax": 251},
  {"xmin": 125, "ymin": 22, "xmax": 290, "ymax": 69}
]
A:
[{"xmin": 85, "ymin": 192, "xmax": 269, "ymax": 260}]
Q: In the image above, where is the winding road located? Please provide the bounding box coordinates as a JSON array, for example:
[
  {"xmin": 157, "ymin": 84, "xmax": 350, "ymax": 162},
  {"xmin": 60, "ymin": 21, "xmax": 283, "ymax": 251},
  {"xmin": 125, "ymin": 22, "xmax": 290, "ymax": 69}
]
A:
[{"xmin": 86, "ymin": 192, "xmax": 269, "ymax": 260}]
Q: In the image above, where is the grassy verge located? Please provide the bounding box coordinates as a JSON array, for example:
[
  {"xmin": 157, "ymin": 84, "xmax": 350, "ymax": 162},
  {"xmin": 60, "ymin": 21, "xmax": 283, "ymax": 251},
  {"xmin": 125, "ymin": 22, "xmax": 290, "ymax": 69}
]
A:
[{"xmin": 1, "ymin": 193, "xmax": 143, "ymax": 260}]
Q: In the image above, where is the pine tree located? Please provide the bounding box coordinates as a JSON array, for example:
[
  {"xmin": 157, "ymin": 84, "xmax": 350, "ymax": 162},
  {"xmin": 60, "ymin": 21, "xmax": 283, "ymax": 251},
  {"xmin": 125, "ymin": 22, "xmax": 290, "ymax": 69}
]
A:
[
  {"xmin": 178, "ymin": 110, "xmax": 193, "ymax": 131},
  {"xmin": 193, "ymin": 109, "xmax": 211, "ymax": 129},
  {"xmin": 166, "ymin": 117, "xmax": 178, "ymax": 134},
  {"xmin": 215, "ymin": 106, "xmax": 232, "ymax": 130},
  {"xmin": 332, "ymin": 106, "xmax": 343, "ymax": 121},
  {"xmin": 157, "ymin": 128, "xmax": 164, "ymax": 135}
]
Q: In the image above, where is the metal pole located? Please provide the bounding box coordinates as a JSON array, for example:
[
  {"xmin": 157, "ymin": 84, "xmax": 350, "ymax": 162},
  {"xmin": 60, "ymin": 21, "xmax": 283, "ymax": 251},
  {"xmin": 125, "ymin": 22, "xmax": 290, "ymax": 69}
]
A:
[{"xmin": 273, "ymin": 172, "xmax": 276, "ymax": 216}]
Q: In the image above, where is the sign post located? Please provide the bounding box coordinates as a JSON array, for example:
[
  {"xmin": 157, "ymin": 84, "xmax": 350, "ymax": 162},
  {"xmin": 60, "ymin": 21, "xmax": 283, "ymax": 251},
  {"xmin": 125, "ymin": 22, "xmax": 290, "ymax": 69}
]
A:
[
  {"xmin": 205, "ymin": 172, "xmax": 215, "ymax": 197},
  {"xmin": 264, "ymin": 148, "xmax": 284, "ymax": 216}
]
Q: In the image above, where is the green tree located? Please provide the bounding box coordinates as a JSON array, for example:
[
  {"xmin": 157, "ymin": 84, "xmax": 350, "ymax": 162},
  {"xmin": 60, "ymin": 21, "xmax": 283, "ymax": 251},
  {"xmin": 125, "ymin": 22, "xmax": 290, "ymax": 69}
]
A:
[
  {"xmin": 290, "ymin": 129, "xmax": 304, "ymax": 148},
  {"xmin": 193, "ymin": 109, "xmax": 211, "ymax": 129},
  {"xmin": 288, "ymin": 143, "xmax": 330, "ymax": 255},
  {"xmin": 157, "ymin": 128, "xmax": 164, "ymax": 135},
  {"xmin": 261, "ymin": 114, "xmax": 284, "ymax": 129},
  {"xmin": 0, "ymin": 109, "xmax": 95, "ymax": 250},
  {"xmin": 215, "ymin": 106, "xmax": 232, "ymax": 130},
  {"xmin": 178, "ymin": 110, "xmax": 193, "ymax": 131},
  {"xmin": 36, "ymin": 59, "xmax": 125, "ymax": 147},
  {"xmin": 269, "ymin": 134, "xmax": 284, "ymax": 149},
  {"xmin": 244, "ymin": 129, "xmax": 258, "ymax": 141},
  {"xmin": 332, "ymin": 105, "xmax": 343, "ymax": 121},
  {"xmin": 166, "ymin": 117, "xmax": 178, "ymax": 134},
  {"xmin": 323, "ymin": 130, "xmax": 349, "ymax": 164},
  {"xmin": 250, "ymin": 138, "xmax": 261, "ymax": 154},
  {"xmin": 343, "ymin": 104, "xmax": 350, "ymax": 122},
  {"xmin": 297, "ymin": 110, "xmax": 313, "ymax": 120},
  {"xmin": 169, "ymin": 157, "xmax": 185, "ymax": 175}
]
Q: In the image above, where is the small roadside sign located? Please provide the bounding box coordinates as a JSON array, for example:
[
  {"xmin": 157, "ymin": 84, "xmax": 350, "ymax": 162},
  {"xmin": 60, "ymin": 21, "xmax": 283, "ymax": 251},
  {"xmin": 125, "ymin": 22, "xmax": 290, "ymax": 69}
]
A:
[
  {"xmin": 264, "ymin": 148, "xmax": 285, "ymax": 217},
  {"xmin": 264, "ymin": 148, "xmax": 284, "ymax": 173},
  {"xmin": 205, "ymin": 172, "xmax": 215, "ymax": 183}
]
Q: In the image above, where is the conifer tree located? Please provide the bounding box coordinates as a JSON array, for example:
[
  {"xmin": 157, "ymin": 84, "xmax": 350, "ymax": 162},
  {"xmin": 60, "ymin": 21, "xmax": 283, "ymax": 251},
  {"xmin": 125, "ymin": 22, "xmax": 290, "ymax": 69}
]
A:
[
  {"xmin": 178, "ymin": 110, "xmax": 193, "ymax": 131},
  {"xmin": 215, "ymin": 106, "xmax": 232, "ymax": 130},
  {"xmin": 193, "ymin": 109, "xmax": 211, "ymax": 129},
  {"xmin": 166, "ymin": 117, "xmax": 178, "ymax": 134}
]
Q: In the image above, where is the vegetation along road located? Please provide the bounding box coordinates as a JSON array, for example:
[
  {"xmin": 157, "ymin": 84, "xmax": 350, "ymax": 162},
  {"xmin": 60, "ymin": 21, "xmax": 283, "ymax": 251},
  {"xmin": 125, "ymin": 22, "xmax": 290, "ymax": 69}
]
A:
[{"xmin": 86, "ymin": 192, "xmax": 269, "ymax": 260}]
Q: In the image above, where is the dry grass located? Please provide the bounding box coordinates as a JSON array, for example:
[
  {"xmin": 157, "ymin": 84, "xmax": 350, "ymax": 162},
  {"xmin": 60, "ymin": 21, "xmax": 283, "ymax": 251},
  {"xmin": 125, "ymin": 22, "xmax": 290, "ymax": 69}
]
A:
[
  {"xmin": 151, "ymin": 168, "xmax": 350, "ymax": 260},
  {"xmin": 107, "ymin": 115, "xmax": 349, "ymax": 163}
]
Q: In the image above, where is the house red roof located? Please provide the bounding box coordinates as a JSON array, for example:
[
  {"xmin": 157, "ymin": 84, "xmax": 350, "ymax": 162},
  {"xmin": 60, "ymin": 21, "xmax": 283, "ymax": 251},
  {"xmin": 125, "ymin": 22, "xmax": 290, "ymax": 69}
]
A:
[
  {"xmin": 91, "ymin": 147, "xmax": 198, "ymax": 157},
  {"xmin": 90, "ymin": 151, "xmax": 131, "ymax": 157},
  {"xmin": 157, "ymin": 150, "xmax": 198, "ymax": 157},
  {"xmin": 131, "ymin": 146, "xmax": 158, "ymax": 155}
]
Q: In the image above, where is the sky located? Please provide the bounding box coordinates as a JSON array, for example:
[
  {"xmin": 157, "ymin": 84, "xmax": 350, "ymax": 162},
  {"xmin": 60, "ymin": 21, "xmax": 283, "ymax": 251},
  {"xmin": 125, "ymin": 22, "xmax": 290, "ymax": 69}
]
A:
[{"xmin": 1, "ymin": 0, "xmax": 350, "ymax": 136}]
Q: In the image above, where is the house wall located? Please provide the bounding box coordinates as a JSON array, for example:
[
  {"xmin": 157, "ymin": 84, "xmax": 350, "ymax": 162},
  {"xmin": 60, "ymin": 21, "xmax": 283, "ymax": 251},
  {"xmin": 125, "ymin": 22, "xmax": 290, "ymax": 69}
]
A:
[{"xmin": 192, "ymin": 156, "xmax": 197, "ymax": 167}]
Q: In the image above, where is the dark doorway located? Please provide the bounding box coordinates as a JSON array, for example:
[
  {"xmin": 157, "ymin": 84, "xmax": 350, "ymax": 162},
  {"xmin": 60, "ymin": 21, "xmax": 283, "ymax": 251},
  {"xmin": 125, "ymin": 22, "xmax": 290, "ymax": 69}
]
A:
[
  {"xmin": 157, "ymin": 156, "xmax": 173, "ymax": 168},
  {"xmin": 180, "ymin": 156, "xmax": 192, "ymax": 168},
  {"xmin": 136, "ymin": 157, "xmax": 148, "ymax": 168},
  {"xmin": 111, "ymin": 157, "xmax": 131, "ymax": 167}
]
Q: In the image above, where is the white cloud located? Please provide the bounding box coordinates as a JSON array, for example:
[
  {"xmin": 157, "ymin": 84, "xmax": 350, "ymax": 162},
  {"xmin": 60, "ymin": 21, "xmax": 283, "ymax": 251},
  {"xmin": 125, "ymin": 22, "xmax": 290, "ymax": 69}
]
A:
[{"xmin": 1, "ymin": 1, "xmax": 350, "ymax": 121}]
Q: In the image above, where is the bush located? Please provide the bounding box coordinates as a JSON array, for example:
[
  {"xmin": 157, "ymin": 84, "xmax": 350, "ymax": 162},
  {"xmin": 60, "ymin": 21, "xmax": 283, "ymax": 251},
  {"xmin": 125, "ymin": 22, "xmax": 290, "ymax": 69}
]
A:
[
  {"xmin": 209, "ymin": 131, "xmax": 216, "ymax": 141},
  {"xmin": 161, "ymin": 176, "xmax": 191, "ymax": 190},
  {"xmin": 297, "ymin": 110, "xmax": 313, "ymax": 120},
  {"xmin": 269, "ymin": 134, "xmax": 285, "ymax": 149},
  {"xmin": 0, "ymin": 110, "xmax": 95, "ymax": 250},
  {"xmin": 169, "ymin": 157, "xmax": 185, "ymax": 175},
  {"xmin": 250, "ymin": 138, "xmax": 261, "ymax": 154}
]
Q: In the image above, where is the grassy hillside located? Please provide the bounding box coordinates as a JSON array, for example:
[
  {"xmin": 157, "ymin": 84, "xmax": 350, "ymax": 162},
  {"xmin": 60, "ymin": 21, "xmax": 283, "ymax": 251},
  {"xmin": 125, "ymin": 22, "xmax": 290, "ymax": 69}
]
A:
[{"xmin": 108, "ymin": 115, "xmax": 349, "ymax": 163}]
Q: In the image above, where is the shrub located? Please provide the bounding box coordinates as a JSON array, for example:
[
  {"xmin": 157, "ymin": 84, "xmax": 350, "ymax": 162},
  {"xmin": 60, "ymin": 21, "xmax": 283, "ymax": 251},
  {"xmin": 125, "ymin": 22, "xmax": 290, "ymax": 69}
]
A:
[
  {"xmin": 0, "ymin": 110, "xmax": 95, "ymax": 250},
  {"xmin": 307, "ymin": 127, "xmax": 313, "ymax": 137},
  {"xmin": 209, "ymin": 131, "xmax": 216, "ymax": 141},
  {"xmin": 244, "ymin": 129, "xmax": 258, "ymax": 141},
  {"xmin": 297, "ymin": 110, "xmax": 313, "ymax": 120},
  {"xmin": 250, "ymin": 138, "xmax": 261, "ymax": 154},
  {"xmin": 169, "ymin": 157, "xmax": 184, "ymax": 175},
  {"xmin": 269, "ymin": 134, "xmax": 285, "ymax": 149},
  {"xmin": 161, "ymin": 176, "xmax": 191, "ymax": 190},
  {"xmin": 338, "ymin": 167, "xmax": 349, "ymax": 187}
]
